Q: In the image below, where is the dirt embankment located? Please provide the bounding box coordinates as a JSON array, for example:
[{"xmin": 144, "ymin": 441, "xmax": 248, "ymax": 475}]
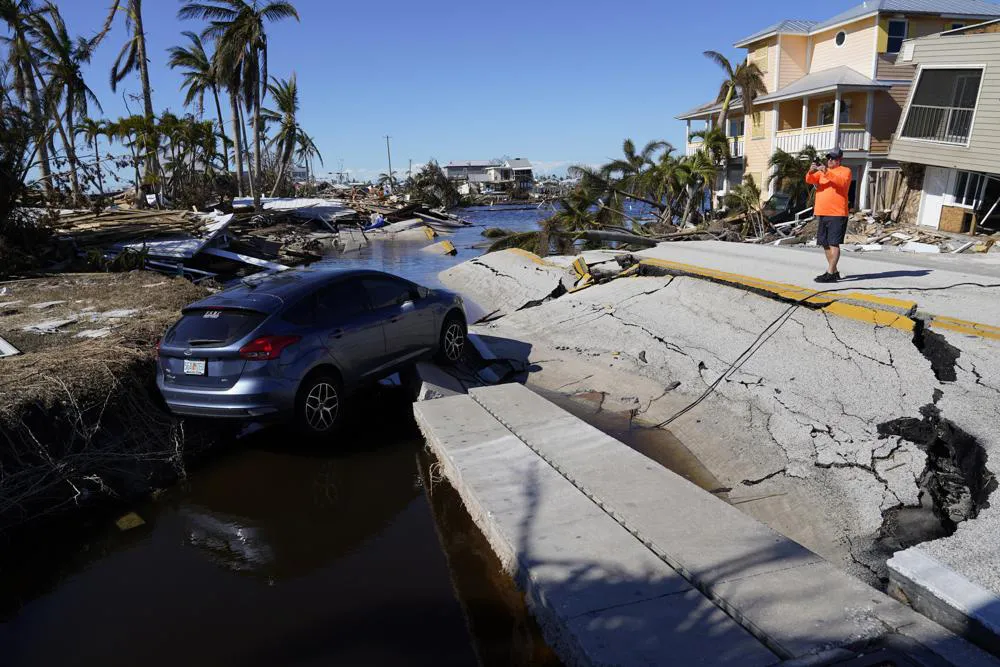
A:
[{"xmin": 0, "ymin": 272, "xmax": 227, "ymax": 533}]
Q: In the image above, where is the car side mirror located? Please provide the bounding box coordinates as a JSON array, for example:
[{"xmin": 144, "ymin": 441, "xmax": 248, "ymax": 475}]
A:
[{"xmin": 400, "ymin": 299, "xmax": 415, "ymax": 311}]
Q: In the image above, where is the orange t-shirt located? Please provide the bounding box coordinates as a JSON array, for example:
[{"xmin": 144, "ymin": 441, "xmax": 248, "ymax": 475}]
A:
[{"xmin": 805, "ymin": 165, "xmax": 851, "ymax": 217}]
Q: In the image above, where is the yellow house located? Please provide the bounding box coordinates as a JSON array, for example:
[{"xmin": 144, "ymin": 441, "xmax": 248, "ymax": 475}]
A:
[{"xmin": 677, "ymin": 0, "xmax": 1000, "ymax": 209}]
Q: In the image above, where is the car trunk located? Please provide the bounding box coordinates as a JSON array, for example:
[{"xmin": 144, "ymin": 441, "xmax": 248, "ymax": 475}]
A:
[{"xmin": 160, "ymin": 308, "xmax": 267, "ymax": 390}]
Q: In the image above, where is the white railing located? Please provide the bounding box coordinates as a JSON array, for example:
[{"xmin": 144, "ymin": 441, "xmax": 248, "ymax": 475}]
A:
[
  {"xmin": 729, "ymin": 138, "xmax": 744, "ymax": 157},
  {"xmin": 774, "ymin": 124, "xmax": 868, "ymax": 154},
  {"xmin": 901, "ymin": 105, "xmax": 974, "ymax": 144},
  {"xmin": 686, "ymin": 138, "xmax": 743, "ymax": 158}
]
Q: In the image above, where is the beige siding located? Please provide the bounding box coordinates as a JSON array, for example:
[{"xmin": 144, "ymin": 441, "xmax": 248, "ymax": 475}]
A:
[
  {"xmin": 744, "ymin": 107, "xmax": 774, "ymax": 183},
  {"xmin": 778, "ymin": 100, "xmax": 802, "ymax": 130},
  {"xmin": 888, "ymin": 33, "xmax": 1000, "ymax": 175},
  {"xmin": 779, "ymin": 36, "xmax": 808, "ymax": 88},
  {"xmin": 810, "ymin": 17, "xmax": 877, "ymax": 76}
]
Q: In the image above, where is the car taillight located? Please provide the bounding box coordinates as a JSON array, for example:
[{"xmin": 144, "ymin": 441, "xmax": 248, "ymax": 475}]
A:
[{"xmin": 239, "ymin": 335, "xmax": 301, "ymax": 360}]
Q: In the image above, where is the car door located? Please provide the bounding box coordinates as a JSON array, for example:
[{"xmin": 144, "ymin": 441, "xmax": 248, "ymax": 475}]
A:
[
  {"xmin": 314, "ymin": 278, "xmax": 386, "ymax": 384},
  {"xmin": 362, "ymin": 276, "xmax": 435, "ymax": 368}
]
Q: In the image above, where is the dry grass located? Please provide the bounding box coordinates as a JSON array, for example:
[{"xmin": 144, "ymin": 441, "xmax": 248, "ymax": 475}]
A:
[{"xmin": 0, "ymin": 272, "xmax": 212, "ymax": 531}]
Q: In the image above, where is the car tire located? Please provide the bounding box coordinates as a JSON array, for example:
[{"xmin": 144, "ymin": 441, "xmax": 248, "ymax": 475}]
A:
[
  {"xmin": 435, "ymin": 314, "xmax": 467, "ymax": 366},
  {"xmin": 295, "ymin": 373, "xmax": 344, "ymax": 437}
]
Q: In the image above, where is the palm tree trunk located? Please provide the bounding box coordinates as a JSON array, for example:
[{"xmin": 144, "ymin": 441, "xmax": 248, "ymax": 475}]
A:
[
  {"xmin": 53, "ymin": 107, "xmax": 82, "ymax": 203},
  {"xmin": 93, "ymin": 136, "xmax": 105, "ymax": 197},
  {"xmin": 228, "ymin": 89, "xmax": 244, "ymax": 196},
  {"xmin": 19, "ymin": 54, "xmax": 55, "ymax": 201},
  {"xmin": 211, "ymin": 85, "xmax": 230, "ymax": 173},
  {"xmin": 132, "ymin": 0, "xmax": 159, "ymax": 208},
  {"xmin": 238, "ymin": 102, "xmax": 256, "ymax": 200},
  {"xmin": 718, "ymin": 84, "xmax": 734, "ymax": 133},
  {"xmin": 252, "ymin": 58, "xmax": 264, "ymax": 211}
]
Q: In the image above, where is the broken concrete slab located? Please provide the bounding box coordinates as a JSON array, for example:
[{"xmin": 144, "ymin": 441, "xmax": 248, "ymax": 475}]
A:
[
  {"xmin": 74, "ymin": 328, "xmax": 112, "ymax": 339},
  {"xmin": 439, "ymin": 249, "xmax": 575, "ymax": 322},
  {"xmin": 414, "ymin": 394, "xmax": 779, "ymax": 666},
  {"xmin": 413, "ymin": 361, "xmax": 466, "ymax": 401}
]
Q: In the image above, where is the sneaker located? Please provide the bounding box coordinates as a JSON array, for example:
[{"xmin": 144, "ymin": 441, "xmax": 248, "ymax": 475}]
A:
[{"xmin": 815, "ymin": 271, "xmax": 841, "ymax": 283}]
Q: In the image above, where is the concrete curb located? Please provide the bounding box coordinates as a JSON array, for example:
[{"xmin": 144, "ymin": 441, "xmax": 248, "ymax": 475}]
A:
[{"xmin": 889, "ymin": 548, "xmax": 1000, "ymax": 656}]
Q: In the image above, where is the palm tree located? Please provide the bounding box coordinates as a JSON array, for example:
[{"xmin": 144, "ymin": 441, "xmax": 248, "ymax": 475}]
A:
[
  {"xmin": 74, "ymin": 116, "xmax": 108, "ymax": 196},
  {"xmin": 261, "ymin": 72, "xmax": 299, "ymax": 196},
  {"xmin": 179, "ymin": 0, "xmax": 300, "ymax": 211},
  {"xmin": 675, "ymin": 150, "xmax": 718, "ymax": 227},
  {"xmin": 293, "ymin": 128, "xmax": 321, "ymax": 183},
  {"xmin": 703, "ymin": 50, "xmax": 768, "ymax": 132},
  {"xmin": 689, "ymin": 126, "xmax": 730, "ymax": 212},
  {"xmin": 167, "ymin": 30, "xmax": 231, "ymax": 174},
  {"xmin": 1, "ymin": 0, "xmax": 54, "ymax": 198},
  {"xmin": 605, "ymin": 138, "xmax": 668, "ymax": 199},
  {"xmin": 109, "ymin": 114, "xmax": 151, "ymax": 201},
  {"xmin": 32, "ymin": 2, "xmax": 100, "ymax": 203},
  {"xmin": 95, "ymin": 0, "xmax": 159, "ymax": 206},
  {"xmin": 768, "ymin": 145, "xmax": 819, "ymax": 207}
]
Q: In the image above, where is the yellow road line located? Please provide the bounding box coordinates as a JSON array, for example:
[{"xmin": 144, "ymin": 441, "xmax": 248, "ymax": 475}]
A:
[{"xmin": 930, "ymin": 319, "xmax": 1000, "ymax": 341}]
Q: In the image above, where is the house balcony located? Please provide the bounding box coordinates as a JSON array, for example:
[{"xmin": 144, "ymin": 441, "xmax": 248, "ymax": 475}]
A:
[
  {"xmin": 686, "ymin": 136, "xmax": 744, "ymax": 158},
  {"xmin": 774, "ymin": 123, "xmax": 869, "ymax": 154}
]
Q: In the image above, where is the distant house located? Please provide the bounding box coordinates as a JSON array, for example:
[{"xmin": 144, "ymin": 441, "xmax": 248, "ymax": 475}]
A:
[
  {"xmin": 889, "ymin": 20, "xmax": 1000, "ymax": 232},
  {"xmin": 290, "ymin": 163, "xmax": 309, "ymax": 182},
  {"xmin": 445, "ymin": 158, "xmax": 534, "ymax": 194},
  {"xmin": 677, "ymin": 0, "xmax": 1000, "ymax": 208}
]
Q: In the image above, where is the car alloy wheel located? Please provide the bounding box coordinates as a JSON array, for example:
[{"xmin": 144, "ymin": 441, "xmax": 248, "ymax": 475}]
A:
[
  {"xmin": 443, "ymin": 321, "xmax": 465, "ymax": 362},
  {"xmin": 304, "ymin": 380, "xmax": 340, "ymax": 432}
]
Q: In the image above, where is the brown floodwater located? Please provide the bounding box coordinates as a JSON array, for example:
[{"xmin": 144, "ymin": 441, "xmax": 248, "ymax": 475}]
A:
[{"xmin": 0, "ymin": 385, "xmax": 559, "ymax": 667}]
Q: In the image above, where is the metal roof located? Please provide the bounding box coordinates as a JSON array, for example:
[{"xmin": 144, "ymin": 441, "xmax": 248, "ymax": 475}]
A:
[
  {"xmin": 676, "ymin": 96, "xmax": 744, "ymax": 120},
  {"xmin": 754, "ymin": 66, "xmax": 891, "ymax": 104},
  {"xmin": 444, "ymin": 161, "xmax": 494, "ymax": 168},
  {"xmin": 506, "ymin": 158, "xmax": 532, "ymax": 169},
  {"xmin": 734, "ymin": 20, "xmax": 816, "ymax": 47},
  {"xmin": 735, "ymin": 0, "xmax": 1000, "ymax": 46}
]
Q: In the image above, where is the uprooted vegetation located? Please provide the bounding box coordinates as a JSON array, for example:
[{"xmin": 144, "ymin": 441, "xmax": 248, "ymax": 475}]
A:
[{"xmin": 0, "ymin": 272, "xmax": 230, "ymax": 533}]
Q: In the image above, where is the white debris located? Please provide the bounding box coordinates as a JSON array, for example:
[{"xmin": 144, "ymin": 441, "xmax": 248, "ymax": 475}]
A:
[
  {"xmin": 74, "ymin": 328, "xmax": 112, "ymax": 339},
  {"xmin": 901, "ymin": 241, "xmax": 942, "ymax": 254},
  {"xmin": 0, "ymin": 301, "xmax": 22, "ymax": 309}
]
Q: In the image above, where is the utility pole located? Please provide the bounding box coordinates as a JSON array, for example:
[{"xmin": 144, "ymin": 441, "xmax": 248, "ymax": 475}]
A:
[
  {"xmin": 384, "ymin": 135, "xmax": 393, "ymax": 193},
  {"xmin": 408, "ymin": 158, "xmax": 412, "ymax": 182}
]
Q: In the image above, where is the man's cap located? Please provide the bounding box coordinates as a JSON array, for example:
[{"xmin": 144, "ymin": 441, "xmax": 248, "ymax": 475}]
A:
[{"xmin": 825, "ymin": 147, "xmax": 843, "ymax": 160}]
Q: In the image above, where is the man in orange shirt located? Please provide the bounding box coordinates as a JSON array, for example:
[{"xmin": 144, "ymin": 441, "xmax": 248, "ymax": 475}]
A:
[{"xmin": 805, "ymin": 148, "xmax": 852, "ymax": 283}]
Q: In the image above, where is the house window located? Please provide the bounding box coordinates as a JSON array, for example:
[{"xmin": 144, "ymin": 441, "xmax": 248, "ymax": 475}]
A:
[
  {"xmin": 818, "ymin": 99, "xmax": 851, "ymax": 125},
  {"xmin": 948, "ymin": 23, "xmax": 966, "ymax": 31},
  {"xmin": 835, "ymin": 31, "xmax": 847, "ymax": 47},
  {"xmin": 901, "ymin": 68, "xmax": 982, "ymax": 143},
  {"xmin": 952, "ymin": 170, "xmax": 985, "ymax": 208},
  {"xmin": 887, "ymin": 19, "xmax": 907, "ymax": 53},
  {"xmin": 728, "ymin": 118, "xmax": 745, "ymax": 138}
]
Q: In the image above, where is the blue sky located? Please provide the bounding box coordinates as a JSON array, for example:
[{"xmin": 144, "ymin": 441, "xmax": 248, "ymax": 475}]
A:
[{"xmin": 50, "ymin": 0, "xmax": 837, "ymax": 180}]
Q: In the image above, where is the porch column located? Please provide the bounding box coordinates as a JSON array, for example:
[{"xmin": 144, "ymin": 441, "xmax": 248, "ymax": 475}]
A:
[
  {"xmin": 865, "ymin": 91, "xmax": 874, "ymax": 151},
  {"xmin": 685, "ymin": 120, "xmax": 691, "ymax": 154},
  {"xmin": 801, "ymin": 96, "xmax": 809, "ymax": 144},
  {"xmin": 859, "ymin": 160, "xmax": 873, "ymax": 210},
  {"xmin": 833, "ymin": 88, "xmax": 842, "ymax": 150}
]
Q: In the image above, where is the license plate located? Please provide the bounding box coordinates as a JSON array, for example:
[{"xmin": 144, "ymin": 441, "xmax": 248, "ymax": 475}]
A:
[{"xmin": 183, "ymin": 359, "xmax": 207, "ymax": 375}]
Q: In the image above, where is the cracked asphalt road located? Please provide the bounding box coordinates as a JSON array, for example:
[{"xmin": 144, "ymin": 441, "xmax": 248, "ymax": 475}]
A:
[{"xmin": 464, "ymin": 265, "xmax": 1000, "ymax": 591}]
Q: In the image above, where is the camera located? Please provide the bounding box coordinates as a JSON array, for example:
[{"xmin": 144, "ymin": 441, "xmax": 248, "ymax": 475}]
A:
[{"xmin": 811, "ymin": 157, "xmax": 824, "ymax": 167}]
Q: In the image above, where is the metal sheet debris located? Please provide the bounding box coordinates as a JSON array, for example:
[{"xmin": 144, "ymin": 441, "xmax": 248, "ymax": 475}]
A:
[
  {"xmin": 0, "ymin": 335, "xmax": 20, "ymax": 358},
  {"xmin": 23, "ymin": 318, "xmax": 78, "ymax": 334}
]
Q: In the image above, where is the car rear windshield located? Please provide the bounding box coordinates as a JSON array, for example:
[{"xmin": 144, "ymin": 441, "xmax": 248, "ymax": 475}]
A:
[{"xmin": 166, "ymin": 308, "xmax": 266, "ymax": 347}]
